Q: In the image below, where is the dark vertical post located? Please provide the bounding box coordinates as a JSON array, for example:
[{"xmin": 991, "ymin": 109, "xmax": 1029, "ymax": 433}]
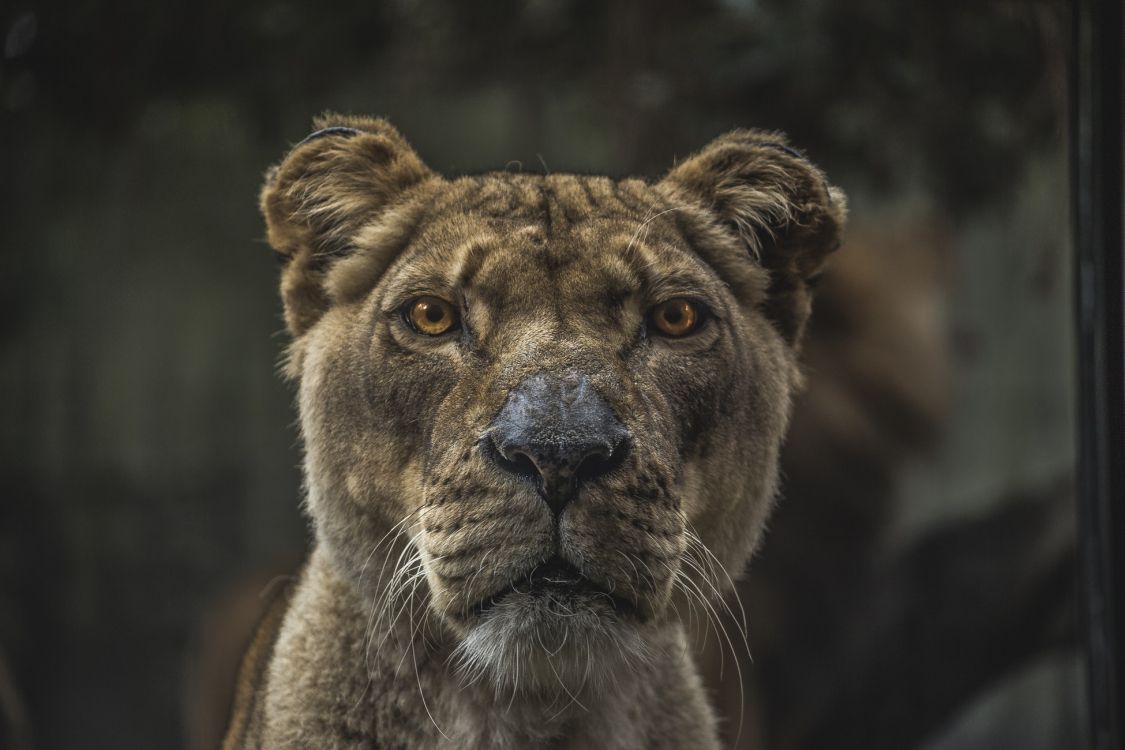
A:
[{"xmin": 1072, "ymin": 0, "xmax": 1124, "ymax": 747}]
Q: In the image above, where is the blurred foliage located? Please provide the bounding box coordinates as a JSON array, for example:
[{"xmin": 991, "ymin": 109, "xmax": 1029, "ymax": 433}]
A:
[{"xmin": 3, "ymin": 0, "xmax": 1065, "ymax": 194}]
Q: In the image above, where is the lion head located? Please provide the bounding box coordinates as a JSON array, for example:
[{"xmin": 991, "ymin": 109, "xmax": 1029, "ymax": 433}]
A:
[{"xmin": 260, "ymin": 115, "xmax": 845, "ymax": 696}]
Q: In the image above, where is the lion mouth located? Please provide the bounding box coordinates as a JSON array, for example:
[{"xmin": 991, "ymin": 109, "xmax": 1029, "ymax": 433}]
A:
[{"xmin": 469, "ymin": 556, "xmax": 637, "ymax": 619}]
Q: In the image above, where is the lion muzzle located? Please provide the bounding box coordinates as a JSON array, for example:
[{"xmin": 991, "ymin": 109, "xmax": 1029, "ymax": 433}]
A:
[{"xmin": 484, "ymin": 370, "xmax": 631, "ymax": 517}]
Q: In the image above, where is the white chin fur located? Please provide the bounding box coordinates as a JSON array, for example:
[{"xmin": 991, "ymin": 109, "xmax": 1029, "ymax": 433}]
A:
[{"xmin": 450, "ymin": 590, "xmax": 653, "ymax": 698}]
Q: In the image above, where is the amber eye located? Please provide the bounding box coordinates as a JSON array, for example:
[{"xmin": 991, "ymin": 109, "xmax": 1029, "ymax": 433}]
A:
[
  {"xmin": 405, "ymin": 296, "xmax": 460, "ymax": 336},
  {"xmin": 650, "ymin": 298, "xmax": 703, "ymax": 337}
]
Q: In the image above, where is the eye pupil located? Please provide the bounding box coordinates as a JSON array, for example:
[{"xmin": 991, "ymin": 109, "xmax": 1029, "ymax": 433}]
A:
[
  {"xmin": 651, "ymin": 298, "xmax": 701, "ymax": 337},
  {"xmin": 407, "ymin": 296, "xmax": 459, "ymax": 335}
]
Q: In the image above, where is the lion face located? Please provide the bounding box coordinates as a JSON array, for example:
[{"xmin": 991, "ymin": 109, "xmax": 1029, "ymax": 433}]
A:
[{"xmin": 261, "ymin": 116, "xmax": 845, "ymax": 695}]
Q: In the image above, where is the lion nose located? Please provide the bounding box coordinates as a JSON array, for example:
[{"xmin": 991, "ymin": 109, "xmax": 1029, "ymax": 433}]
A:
[{"xmin": 486, "ymin": 371, "xmax": 631, "ymax": 516}]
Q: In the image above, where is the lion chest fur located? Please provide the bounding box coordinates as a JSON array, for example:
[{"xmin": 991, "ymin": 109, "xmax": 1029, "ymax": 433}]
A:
[
  {"xmin": 224, "ymin": 115, "xmax": 845, "ymax": 748},
  {"xmin": 247, "ymin": 551, "xmax": 716, "ymax": 749}
]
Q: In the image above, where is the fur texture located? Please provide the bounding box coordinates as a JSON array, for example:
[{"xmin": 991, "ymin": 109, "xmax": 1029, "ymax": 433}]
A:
[{"xmin": 224, "ymin": 114, "xmax": 846, "ymax": 749}]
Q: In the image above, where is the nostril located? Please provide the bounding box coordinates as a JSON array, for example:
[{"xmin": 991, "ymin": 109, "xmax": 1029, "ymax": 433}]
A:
[
  {"xmin": 575, "ymin": 434, "xmax": 630, "ymax": 483},
  {"xmin": 506, "ymin": 450, "xmax": 539, "ymax": 479},
  {"xmin": 574, "ymin": 447, "xmax": 610, "ymax": 478},
  {"xmin": 484, "ymin": 433, "xmax": 541, "ymax": 481}
]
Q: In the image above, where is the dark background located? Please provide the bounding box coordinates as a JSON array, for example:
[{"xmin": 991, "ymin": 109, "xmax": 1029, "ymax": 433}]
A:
[{"xmin": 0, "ymin": 1, "xmax": 1081, "ymax": 748}]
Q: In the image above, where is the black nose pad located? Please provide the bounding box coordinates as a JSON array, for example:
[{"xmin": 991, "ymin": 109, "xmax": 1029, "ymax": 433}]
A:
[{"xmin": 487, "ymin": 372, "xmax": 630, "ymax": 516}]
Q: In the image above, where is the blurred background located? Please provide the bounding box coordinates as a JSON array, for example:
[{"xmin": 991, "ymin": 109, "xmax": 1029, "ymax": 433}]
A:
[{"xmin": 0, "ymin": 1, "xmax": 1082, "ymax": 748}]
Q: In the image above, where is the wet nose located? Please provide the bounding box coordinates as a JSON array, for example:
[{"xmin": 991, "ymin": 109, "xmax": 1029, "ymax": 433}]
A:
[{"xmin": 486, "ymin": 371, "xmax": 630, "ymax": 516}]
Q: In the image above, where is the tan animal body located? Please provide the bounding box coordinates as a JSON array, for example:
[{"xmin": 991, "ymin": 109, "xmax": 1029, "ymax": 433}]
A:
[{"xmin": 223, "ymin": 115, "xmax": 846, "ymax": 749}]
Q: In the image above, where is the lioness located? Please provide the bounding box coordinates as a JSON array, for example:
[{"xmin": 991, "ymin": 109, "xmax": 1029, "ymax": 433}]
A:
[{"xmin": 224, "ymin": 114, "xmax": 845, "ymax": 749}]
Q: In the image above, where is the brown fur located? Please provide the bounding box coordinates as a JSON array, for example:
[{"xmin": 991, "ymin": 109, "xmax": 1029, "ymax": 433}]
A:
[{"xmin": 224, "ymin": 114, "xmax": 845, "ymax": 748}]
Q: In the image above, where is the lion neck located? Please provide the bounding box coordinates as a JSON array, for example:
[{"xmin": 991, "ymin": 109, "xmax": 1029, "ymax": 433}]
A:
[{"xmin": 261, "ymin": 546, "xmax": 700, "ymax": 750}]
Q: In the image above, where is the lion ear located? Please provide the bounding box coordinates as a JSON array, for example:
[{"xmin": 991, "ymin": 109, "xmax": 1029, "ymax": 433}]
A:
[
  {"xmin": 658, "ymin": 130, "xmax": 847, "ymax": 344},
  {"xmin": 261, "ymin": 114, "xmax": 434, "ymax": 336}
]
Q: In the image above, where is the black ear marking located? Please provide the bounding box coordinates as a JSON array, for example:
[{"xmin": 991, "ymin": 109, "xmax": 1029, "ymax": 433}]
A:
[
  {"xmin": 759, "ymin": 141, "xmax": 835, "ymax": 203},
  {"xmin": 758, "ymin": 141, "xmax": 806, "ymax": 160},
  {"xmin": 295, "ymin": 126, "xmax": 362, "ymax": 147}
]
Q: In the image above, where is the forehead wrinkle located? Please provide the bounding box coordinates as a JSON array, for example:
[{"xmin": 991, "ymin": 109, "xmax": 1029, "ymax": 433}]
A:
[
  {"xmin": 378, "ymin": 217, "xmax": 509, "ymax": 307},
  {"xmin": 619, "ymin": 232, "xmax": 722, "ymax": 302},
  {"xmin": 379, "ymin": 246, "xmax": 462, "ymax": 307},
  {"xmin": 461, "ymin": 232, "xmax": 566, "ymax": 329},
  {"xmin": 453, "ymin": 232, "xmax": 505, "ymax": 292}
]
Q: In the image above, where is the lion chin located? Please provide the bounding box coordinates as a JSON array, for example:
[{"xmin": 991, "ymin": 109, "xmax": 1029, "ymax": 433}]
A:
[{"xmin": 449, "ymin": 557, "xmax": 653, "ymax": 697}]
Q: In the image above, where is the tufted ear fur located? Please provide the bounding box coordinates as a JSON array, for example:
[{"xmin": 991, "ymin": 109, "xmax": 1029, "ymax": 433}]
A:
[
  {"xmin": 260, "ymin": 114, "xmax": 434, "ymax": 336},
  {"xmin": 659, "ymin": 130, "xmax": 847, "ymax": 344}
]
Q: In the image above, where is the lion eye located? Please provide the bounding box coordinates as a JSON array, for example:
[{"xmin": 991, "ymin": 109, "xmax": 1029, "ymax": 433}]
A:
[
  {"xmin": 405, "ymin": 296, "xmax": 460, "ymax": 336},
  {"xmin": 649, "ymin": 298, "xmax": 703, "ymax": 337}
]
